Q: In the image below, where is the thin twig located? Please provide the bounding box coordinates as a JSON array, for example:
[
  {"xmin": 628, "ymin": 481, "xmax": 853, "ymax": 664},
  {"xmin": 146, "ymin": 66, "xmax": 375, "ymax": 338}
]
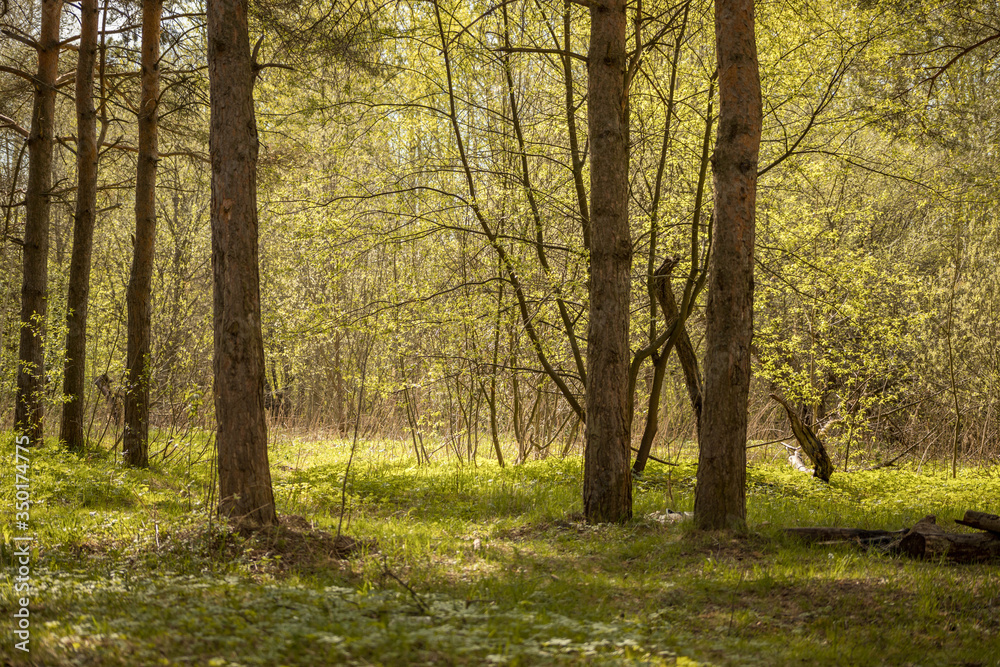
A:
[
  {"xmin": 629, "ymin": 446, "xmax": 677, "ymax": 466},
  {"xmin": 382, "ymin": 556, "xmax": 433, "ymax": 616},
  {"xmin": 746, "ymin": 436, "xmax": 793, "ymax": 450},
  {"xmin": 337, "ymin": 334, "xmax": 372, "ymax": 539}
]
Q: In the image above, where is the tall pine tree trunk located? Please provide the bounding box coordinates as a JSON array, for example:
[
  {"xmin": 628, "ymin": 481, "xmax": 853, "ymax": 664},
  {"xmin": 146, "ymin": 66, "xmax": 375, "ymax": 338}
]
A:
[
  {"xmin": 124, "ymin": 0, "xmax": 162, "ymax": 467},
  {"xmin": 583, "ymin": 0, "xmax": 632, "ymax": 523},
  {"xmin": 15, "ymin": 0, "xmax": 63, "ymax": 444},
  {"xmin": 208, "ymin": 0, "xmax": 278, "ymax": 525},
  {"xmin": 60, "ymin": 0, "xmax": 100, "ymax": 452},
  {"xmin": 694, "ymin": 0, "xmax": 762, "ymax": 530}
]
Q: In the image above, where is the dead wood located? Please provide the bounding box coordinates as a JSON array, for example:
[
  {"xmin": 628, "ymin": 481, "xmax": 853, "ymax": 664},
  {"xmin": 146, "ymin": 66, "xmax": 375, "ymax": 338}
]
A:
[
  {"xmin": 954, "ymin": 510, "xmax": 1000, "ymax": 536},
  {"xmin": 784, "ymin": 526, "xmax": 907, "ymax": 547},
  {"xmin": 899, "ymin": 515, "xmax": 1000, "ymax": 563},
  {"xmin": 786, "ymin": 510, "xmax": 1000, "ymax": 563},
  {"xmin": 770, "ymin": 393, "xmax": 834, "ymax": 482}
]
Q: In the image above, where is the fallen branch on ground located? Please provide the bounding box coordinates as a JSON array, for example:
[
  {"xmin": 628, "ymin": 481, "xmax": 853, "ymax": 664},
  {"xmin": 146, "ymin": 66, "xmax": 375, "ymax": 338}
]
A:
[{"xmin": 785, "ymin": 510, "xmax": 1000, "ymax": 563}]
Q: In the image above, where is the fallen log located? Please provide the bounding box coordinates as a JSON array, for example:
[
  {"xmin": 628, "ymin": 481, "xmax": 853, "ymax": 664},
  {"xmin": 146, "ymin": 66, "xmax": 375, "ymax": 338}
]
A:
[
  {"xmin": 784, "ymin": 526, "xmax": 907, "ymax": 547},
  {"xmin": 898, "ymin": 515, "xmax": 1000, "ymax": 563},
  {"xmin": 954, "ymin": 510, "xmax": 1000, "ymax": 536}
]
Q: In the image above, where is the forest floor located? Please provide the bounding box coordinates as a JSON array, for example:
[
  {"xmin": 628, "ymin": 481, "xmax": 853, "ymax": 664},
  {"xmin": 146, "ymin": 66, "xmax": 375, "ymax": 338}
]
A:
[{"xmin": 2, "ymin": 433, "xmax": 999, "ymax": 666}]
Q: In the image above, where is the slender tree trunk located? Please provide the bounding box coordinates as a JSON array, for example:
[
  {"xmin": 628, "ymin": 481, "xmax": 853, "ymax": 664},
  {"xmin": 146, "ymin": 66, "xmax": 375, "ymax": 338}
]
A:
[
  {"xmin": 655, "ymin": 259, "xmax": 703, "ymax": 426},
  {"xmin": 334, "ymin": 331, "xmax": 345, "ymax": 435},
  {"xmin": 583, "ymin": 0, "xmax": 632, "ymax": 523},
  {"xmin": 945, "ymin": 253, "xmax": 962, "ymax": 478},
  {"xmin": 694, "ymin": 0, "xmax": 762, "ymax": 530},
  {"xmin": 60, "ymin": 0, "xmax": 100, "ymax": 452},
  {"xmin": 632, "ymin": 350, "xmax": 670, "ymax": 475},
  {"xmin": 562, "ymin": 0, "xmax": 590, "ymax": 252},
  {"xmin": 488, "ymin": 272, "xmax": 505, "ymax": 467},
  {"xmin": 124, "ymin": 0, "xmax": 162, "ymax": 467},
  {"xmin": 208, "ymin": 0, "xmax": 277, "ymax": 525},
  {"xmin": 15, "ymin": 0, "xmax": 63, "ymax": 443}
]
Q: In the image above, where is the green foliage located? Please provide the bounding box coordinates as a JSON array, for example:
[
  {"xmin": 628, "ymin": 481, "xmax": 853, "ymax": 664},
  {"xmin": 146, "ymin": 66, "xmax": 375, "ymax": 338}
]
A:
[
  {"xmin": 4, "ymin": 0, "xmax": 1000, "ymax": 466},
  {"xmin": 2, "ymin": 438, "xmax": 999, "ymax": 665}
]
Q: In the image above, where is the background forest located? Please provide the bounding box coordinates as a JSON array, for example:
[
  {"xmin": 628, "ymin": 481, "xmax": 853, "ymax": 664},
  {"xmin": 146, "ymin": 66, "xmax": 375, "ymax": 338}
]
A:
[
  {"xmin": 4, "ymin": 0, "xmax": 1000, "ymax": 473},
  {"xmin": 3, "ymin": 0, "xmax": 1000, "ymax": 472},
  {"xmin": 4, "ymin": 0, "xmax": 1000, "ymax": 665}
]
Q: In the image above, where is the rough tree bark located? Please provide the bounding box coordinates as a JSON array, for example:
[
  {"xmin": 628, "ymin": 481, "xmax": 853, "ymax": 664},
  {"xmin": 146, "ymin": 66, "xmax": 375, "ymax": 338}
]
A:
[
  {"xmin": 15, "ymin": 0, "xmax": 63, "ymax": 444},
  {"xmin": 583, "ymin": 0, "xmax": 632, "ymax": 523},
  {"xmin": 693, "ymin": 0, "xmax": 762, "ymax": 530},
  {"xmin": 124, "ymin": 0, "xmax": 162, "ymax": 467},
  {"xmin": 208, "ymin": 0, "xmax": 278, "ymax": 525},
  {"xmin": 60, "ymin": 0, "xmax": 100, "ymax": 452}
]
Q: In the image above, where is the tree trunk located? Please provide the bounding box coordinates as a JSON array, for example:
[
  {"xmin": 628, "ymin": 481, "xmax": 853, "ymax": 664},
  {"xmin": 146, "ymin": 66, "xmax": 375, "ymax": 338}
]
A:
[
  {"xmin": 124, "ymin": 0, "xmax": 162, "ymax": 467},
  {"xmin": 583, "ymin": 0, "xmax": 632, "ymax": 524},
  {"xmin": 59, "ymin": 0, "xmax": 100, "ymax": 453},
  {"xmin": 633, "ymin": 258, "xmax": 691, "ymax": 475},
  {"xmin": 208, "ymin": 0, "xmax": 277, "ymax": 526},
  {"xmin": 488, "ymin": 276, "xmax": 505, "ymax": 466},
  {"xmin": 631, "ymin": 349, "xmax": 669, "ymax": 475},
  {"xmin": 694, "ymin": 0, "xmax": 762, "ymax": 531},
  {"xmin": 15, "ymin": 0, "xmax": 63, "ymax": 444},
  {"xmin": 657, "ymin": 268, "xmax": 703, "ymax": 428}
]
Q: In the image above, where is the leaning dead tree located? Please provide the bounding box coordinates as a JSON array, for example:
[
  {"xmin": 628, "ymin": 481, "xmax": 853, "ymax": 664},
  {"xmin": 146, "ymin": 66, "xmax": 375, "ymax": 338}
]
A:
[
  {"xmin": 631, "ymin": 257, "xmax": 703, "ymax": 476},
  {"xmin": 771, "ymin": 393, "xmax": 834, "ymax": 482}
]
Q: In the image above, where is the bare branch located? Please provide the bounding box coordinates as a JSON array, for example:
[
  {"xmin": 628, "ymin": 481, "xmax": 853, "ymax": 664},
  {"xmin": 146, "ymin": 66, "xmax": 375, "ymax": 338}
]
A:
[
  {"xmin": 0, "ymin": 64, "xmax": 34, "ymax": 84},
  {"xmin": 0, "ymin": 26, "xmax": 39, "ymax": 50},
  {"xmin": 494, "ymin": 46, "xmax": 587, "ymax": 63},
  {"xmin": 251, "ymin": 33, "xmax": 264, "ymax": 64},
  {"xmin": 921, "ymin": 31, "xmax": 1000, "ymax": 94},
  {"xmin": 0, "ymin": 113, "xmax": 28, "ymax": 138},
  {"xmin": 253, "ymin": 62, "xmax": 295, "ymax": 74}
]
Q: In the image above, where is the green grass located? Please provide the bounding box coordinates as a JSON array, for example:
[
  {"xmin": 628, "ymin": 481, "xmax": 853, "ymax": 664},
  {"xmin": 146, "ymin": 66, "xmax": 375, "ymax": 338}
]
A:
[{"xmin": 2, "ymin": 433, "xmax": 1000, "ymax": 665}]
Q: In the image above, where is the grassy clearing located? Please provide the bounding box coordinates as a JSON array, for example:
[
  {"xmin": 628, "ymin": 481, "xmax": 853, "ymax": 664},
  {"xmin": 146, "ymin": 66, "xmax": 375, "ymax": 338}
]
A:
[{"xmin": 2, "ymin": 433, "xmax": 1000, "ymax": 666}]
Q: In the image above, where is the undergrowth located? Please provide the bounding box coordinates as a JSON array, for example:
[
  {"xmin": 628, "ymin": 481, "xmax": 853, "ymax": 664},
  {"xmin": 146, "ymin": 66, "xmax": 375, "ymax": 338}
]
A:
[{"xmin": 2, "ymin": 433, "xmax": 999, "ymax": 665}]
